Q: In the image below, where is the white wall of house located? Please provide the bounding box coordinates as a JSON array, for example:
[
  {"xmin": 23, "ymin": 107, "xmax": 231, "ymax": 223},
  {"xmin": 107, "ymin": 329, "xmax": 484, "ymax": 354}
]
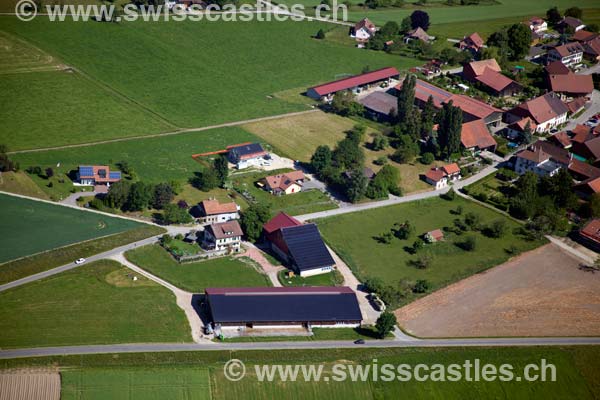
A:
[
  {"xmin": 426, "ymin": 177, "xmax": 448, "ymax": 190},
  {"xmin": 311, "ymin": 322, "xmax": 361, "ymax": 328},
  {"xmin": 299, "ymin": 265, "xmax": 334, "ymax": 277},
  {"xmin": 535, "ymin": 113, "xmax": 567, "ymax": 133},
  {"xmin": 237, "ymin": 157, "xmax": 265, "ymax": 169},
  {"xmin": 204, "ymin": 212, "xmax": 240, "ymax": 224},
  {"xmin": 352, "ymin": 27, "xmax": 373, "ymax": 40},
  {"xmin": 514, "ymin": 158, "xmax": 562, "ymax": 177},
  {"xmin": 547, "ymin": 50, "xmax": 583, "ymax": 67}
]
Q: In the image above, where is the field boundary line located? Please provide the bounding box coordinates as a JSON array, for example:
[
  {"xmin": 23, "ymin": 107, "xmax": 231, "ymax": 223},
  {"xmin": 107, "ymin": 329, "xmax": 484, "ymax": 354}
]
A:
[{"xmin": 8, "ymin": 109, "xmax": 319, "ymax": 154}]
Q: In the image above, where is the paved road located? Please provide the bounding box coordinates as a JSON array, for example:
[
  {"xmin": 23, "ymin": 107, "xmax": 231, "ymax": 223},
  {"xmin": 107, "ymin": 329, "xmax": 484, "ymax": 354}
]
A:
[
  {"xmin": 565, "ymin": 89, "xmax": 600, "ymax": 131},
  {"xmin": 2, "ymin": 337, "xmax": 599, "ymax": 359},
  {"xmin": 296, "ymin": 163, "xmax": 500, "ymax": 221},
  {"xmin": 0, "ymin": 235, "xmax": 163, "ymax": 293}
]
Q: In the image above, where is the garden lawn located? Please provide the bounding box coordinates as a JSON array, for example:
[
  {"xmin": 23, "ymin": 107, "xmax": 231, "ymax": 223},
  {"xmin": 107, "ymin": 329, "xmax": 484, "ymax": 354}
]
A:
[
  {"xmin": 231, "ymin": 169, "xmax": 337, "ymax": 216},
  {"xmin": 173, "ymin": 185, "xmax": 249, "ymax": 210},
  {"xmin": 0, "ymin": 260, "xmax": 191, "ymax": 348},
  {"xmin": 11, "ymin": 127, "xmax": 259, "ymax": 184},
  {"xmin": 1, "ymin": 17, "xmax": 420, "ymax": 135},
  {"xmin": 316, "ymin": 196, "xmax": 546, "ymax": 306},
  {"xmin": 0, "ymin": 193, "xmax": 143, "ymax": 264},
  {"xmin": 0, "ymin": 70, "xmax": 173, "ymax": 151},
  {"xmin": 278, "ymin": 269, "xmax": 343, "ymax": 286},
  {"xmin": 62, "ymin": 367, "xmax": 210, "ymax": 400},
  {"xmin": 125, "ymin": 244, "xmax": 271, "ymax": 292}
]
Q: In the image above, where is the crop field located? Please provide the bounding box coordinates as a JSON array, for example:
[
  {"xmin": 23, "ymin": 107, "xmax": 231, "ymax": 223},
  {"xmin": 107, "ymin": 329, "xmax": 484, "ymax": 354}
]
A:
[
  {"xmin": 125, "ymin": 244, "xmax": 272, "ymax": 292},
  {"xmin": 0, "ymin": 369, "xmax": 60, "ymax": 400},
  {"xmin": 231, "ymin": 168, "xmax": 337, "ymax": 216},
  {"xmin": 0, "ymin": 260, "xmax": 191, "ymax": 348},
  {"xmin": 61, "ymin": 367, "xmax": 210, "ymax": 400},
  {"xmin": 0, "ymin": 17, "xmax": 420, "ymax": 148},
  {"xmin": 0, "ymin": 193, "xmax": 142, "ymax": 264},
  {"xmin": 316, "ymin": 196, "xmax": 546, "ymax": 306},
  {"xmin": 10, "ymin": 127, "xmax": 259, "ymax": 184},
  {"xmin": 345, "ymin": 0, "xmax": 600, "ymax": 27}
]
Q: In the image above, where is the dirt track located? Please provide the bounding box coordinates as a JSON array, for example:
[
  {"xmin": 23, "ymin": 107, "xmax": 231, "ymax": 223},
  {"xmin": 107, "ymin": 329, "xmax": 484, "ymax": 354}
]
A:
[
  {"xmin": 0, "ymin": 369, "xmax": 60, "ymax": 400},
  {"xmin": 396, "ymin": 244, "xmax": 600, "ymax": 338}
]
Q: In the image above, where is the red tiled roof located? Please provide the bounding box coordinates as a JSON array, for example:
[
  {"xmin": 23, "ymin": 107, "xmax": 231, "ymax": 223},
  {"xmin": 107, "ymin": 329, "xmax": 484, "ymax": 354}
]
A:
[
  {"xmin": 551, "ymin": 42, "xmax": 584, "ymax": 58},
  {"xmin": 427, "ymin": 229, "xmax": 444, "ymax": 241},
  {"xmin": 550, "ymin": 131, "xmax": 571, "ymax": 147},
  {"xmin": 531, "ymin": 141, "xmax": 571, "ymax": 165},
  {"xmin": 442, "ymin": 163, "xmax": 460, "ymax": 175},
  {"xmin": 566, "ymin": 97, "xmax": 587, "ymax": 115},
  {"xmin": 510, "ymin": 92, "xmax": 568, "ymax": 125},
  {"xmin": 475, "ymin": 68, "xmax": 519, "ymax": 92},
  {"xmin": 581, "ymin": 219, "xmax": 600, "ymax": 244},
  {"xmin": 516, "ymin": 147, "xmax": 549, "ymax": 163},
  {"xmin": 545, "ymin": 61, "xmax": 570, "ymax": 75},
  {"xmin": 400, "ymin": 79, "xmax": 453, "ymax": 108},
  {"xmin": 572, "ymin": 30, "xmax": 598, "ymax": 42},
  {"xmin": 547, "ymin": 72, "xmax": 593, "ymax": 95},
  {"xmin": 201, "ymin": 199, "xmax": 239, "ymax": 215},
  {"xmin": 425, "ymin": 168, "xmax": 446, "ymax": 182},
  {"xmin": 208, "ymin": 220, "xmax": 243, "ymax": 239},
  {"xmin": 355, "ymin": 17, "xmax": 376, "ymax": 32},
  {"xmin": 571, "ymin": 124, "xmax": 593, "ymax": 143},
  {"xmin": 263, "ymin": 212, "xmax": 302, "ymax": 234},
  {"xmin": 461, "ymin": 32, "xmax": 484, "ymax": 48},
  {"xmin": 466, "ymin": 59, "xmax": 501, "ymax": 76},
  {"xmin": 461, "ymin": 120, "xmax": 497, "ymax": 150},
  {"xmin": 508, "ymin": 117, "xmax": 537, "ymax": 132},
  {"xmin": 309, "ymin": 67, "xmax": 399, "ymax": 97},
  {"xmin": 584, "ymin": 136, "xmax": 600, "ymax": 160},
  {"xmin": 585, "ymin": 38, "xmax": 600, "ymax": 57},
  {"xmin": 79, "ymin": 165, "xmax": 121, "ymax": 183},
  {"xmin": 448, "ymin": 94, "xmax": 502, "ymax": 120},
  {"xmin": 569, "ymin": 159, "xmax": 600, "ymax": 180},
  {"xmin": 264, "ymin": 171, "xmax": 304, "ymax": 191}
]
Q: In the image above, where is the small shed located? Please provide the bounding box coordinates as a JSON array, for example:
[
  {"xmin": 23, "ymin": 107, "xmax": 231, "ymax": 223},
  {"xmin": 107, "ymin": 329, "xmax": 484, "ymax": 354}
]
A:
[{"xmin": 425, "ymin": 229, "xmax": 444, "ymax": 243}]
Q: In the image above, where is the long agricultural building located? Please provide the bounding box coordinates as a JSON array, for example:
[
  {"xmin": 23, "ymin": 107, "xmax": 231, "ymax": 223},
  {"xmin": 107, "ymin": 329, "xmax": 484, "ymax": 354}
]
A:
[
  {"xmin": 205, "ymin": 287, "xmax": 363, "ymax": 329},
  {"xmin": 307, "ymin": 67, "xmax": 400, "ymax": 101}
]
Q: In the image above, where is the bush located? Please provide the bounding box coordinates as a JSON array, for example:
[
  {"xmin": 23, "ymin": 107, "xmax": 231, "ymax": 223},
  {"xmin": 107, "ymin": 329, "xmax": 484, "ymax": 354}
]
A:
[
  {"xmin": 412, "ymin": 279, "xmax": 430, "ymax": 293},
  {"xmin": 459, "ymin": 235, "xmax": 477, "ymax": 251},
  {"xmin": 373, "ymin": 156, "xmax": 388, "ymax": 166},
  {"xmin": 441, "ymin": 187, "xmax": 456, "ymax": 201},
  {"xmin": 484, "ymin": 219, "xmax": 507, "ymax": 238},
  {"xmin": 420, "ymin": 152, "xmax": 434, "ymax": 164}
]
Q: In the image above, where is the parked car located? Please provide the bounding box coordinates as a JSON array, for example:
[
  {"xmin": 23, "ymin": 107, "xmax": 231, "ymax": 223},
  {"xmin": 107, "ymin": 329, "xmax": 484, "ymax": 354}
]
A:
[
  {"xmin": 75, "ymin": 258, "xmax": 86, "ymax": 264},
  {"xmin": 354, "ymin": 339, "xmax": 365, "ymax": 345}
]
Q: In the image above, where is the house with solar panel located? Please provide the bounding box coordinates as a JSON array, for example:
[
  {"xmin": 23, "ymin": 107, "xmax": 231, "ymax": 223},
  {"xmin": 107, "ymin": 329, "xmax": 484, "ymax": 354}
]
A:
[
  {"xmin": 205, "ymin": 287, "xmax": 362, "ymax": 332},
  {"xmin": 76, "ymin": 165, "xmax": 121, "ymax": 187},
  {"xmin": 263, "ymin": 212, "xmax": 336, "ymax": 277},
  {"xmin": 227, "ymin": 142, "xmax": 269, "ymax": 169}
]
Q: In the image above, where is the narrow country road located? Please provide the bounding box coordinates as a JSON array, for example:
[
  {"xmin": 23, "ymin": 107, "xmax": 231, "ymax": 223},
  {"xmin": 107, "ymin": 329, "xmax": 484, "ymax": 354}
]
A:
[
  {"xmin": 297, "ymin": 163, "xmax": 500, "ymax": 221},
  {"xmin": 1, "ymin": 336, "xmax": 599, "ymax": 359}
]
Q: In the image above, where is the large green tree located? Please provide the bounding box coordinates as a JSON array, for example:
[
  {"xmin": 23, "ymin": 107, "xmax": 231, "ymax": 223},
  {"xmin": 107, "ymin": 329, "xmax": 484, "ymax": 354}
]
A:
[
  {"xmin": 311, "ymin": 145, "xmax": 332, "ymax": 174},
  {"xmin": 507, "ymin": 23, "xmax": 532, "ymax": 60},
  {"xmin": 346, "ymin": 167, "xmax": 368, "ymax": 203},
  {"xmin": 420, "ymin": 95, "xmax": 436, "ymax": 138},
  {"xmin": 437, "ymin": 101, "xmax": 463, "ymax": 158},
  {"xmin": 396, "ymin": 74, "xmax": 416, "ymax": 124},
  {"xmin": 375, "ymin": 311, "xmax": 397, "ymax": 338},
  {"xmin": 152, "ymin": 182, "xmax": 174, "ymax": 210},
  {"xmin": 240, "ymin": 203, "xmax": 272, "ymax": 242},
  {"xmin": 104, "ymin": 180, "xmax": 131, "ymax": 209},
  {"xmin": 126, "ymin": 182, "xmax": 153, "ymax": 211},
  {"xmin": 214, "ymin": 155, "xmax": 229, "ymax": 187}
]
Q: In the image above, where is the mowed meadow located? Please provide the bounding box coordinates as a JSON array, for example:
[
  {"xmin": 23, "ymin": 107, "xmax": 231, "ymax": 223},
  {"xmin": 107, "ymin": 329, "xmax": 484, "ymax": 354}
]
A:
[{"xmin": 0, "ymin": 17, "xmax": 420, "ymax": 151}]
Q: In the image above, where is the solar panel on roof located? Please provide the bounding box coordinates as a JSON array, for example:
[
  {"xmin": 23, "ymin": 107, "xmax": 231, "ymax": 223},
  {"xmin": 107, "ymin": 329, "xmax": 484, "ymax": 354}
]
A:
[
  {"xmin": 79, "ymin": 166, "xmax": 94, "ymax": 176},
  {"xmin": 109, "ymin": 171, "xmax": 121, "ymax": 179},
  {"xmin": 281, "ymin": 224, "xmax": 335, "ymax": 271}
]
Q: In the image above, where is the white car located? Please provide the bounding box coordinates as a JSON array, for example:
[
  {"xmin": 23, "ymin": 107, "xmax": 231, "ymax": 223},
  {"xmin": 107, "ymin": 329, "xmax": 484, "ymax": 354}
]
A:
[{"xmin": 75, "ymin": 258, "xmax": 86, "ymax": 265}]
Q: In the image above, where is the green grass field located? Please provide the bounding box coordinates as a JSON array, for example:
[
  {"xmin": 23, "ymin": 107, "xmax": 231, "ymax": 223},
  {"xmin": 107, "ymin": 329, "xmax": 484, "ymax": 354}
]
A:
[
  {"xmin": 0, "ymin": 346, "xmax": 598, "ymax": 398},
  {"xmin": 10, "ymin": 127, "xmax": 259, "ymax": 184},
  {"xmin": 0, "ymin": 225, "xmax": 164, "ymax": 285},
  {"xmin": 231, "ymin": 168, "xmax": 338, "ymax": 216},
  {"xmin": 345, "ymin": 0, "xmax": 600, "ymax": 28},
  {"xmin": 0, "ymin": 260, "xmax": 191, "ymax": 348},
  {"xmin": 62, "ymin": 367, "xmax": 211, "ymax": 400},
  {"xmin": 0, "ymin": 17, "xmax": 420, "ymax": 150},
  {"xmin": 125, "ymin": 244, "xmax": 271, "ymax": 292},
  {"xmin": 0, "ymin": 193, "xmax": 143, "ymax": 264},
  {"xmin": 316, "ymin": 196, "xmax": 546, "ymax": 305}
]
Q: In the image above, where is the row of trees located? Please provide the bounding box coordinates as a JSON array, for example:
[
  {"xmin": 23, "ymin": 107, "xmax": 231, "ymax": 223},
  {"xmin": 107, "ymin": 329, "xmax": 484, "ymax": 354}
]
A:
[
  {"xmin": 191, "ymin": 155, "xmax": 229, "ymax": 191},
  {"xmin": 0, "ymin": 145, "xmax": 18, "ymax": 173},
  {"xmin": 310, "ymin": 125, "xmax": 401, "ymax": 202}
]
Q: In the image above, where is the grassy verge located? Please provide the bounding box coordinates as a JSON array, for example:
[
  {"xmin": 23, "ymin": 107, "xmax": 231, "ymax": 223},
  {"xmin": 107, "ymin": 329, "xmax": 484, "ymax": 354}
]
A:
[
  {"xmin": 0, "ymin": 225, "xmax": 165, "ymax": 285},
  {"xmin": 217, "ymin": 326, "xmax": 387, "ymax": 342},
  {"xmin": 0, "ymin": 259, "xmax": 191, "ymax": 348},
  {"xmin": 125, "ymin": 244, "xmax": 272, "ymax": 292}
]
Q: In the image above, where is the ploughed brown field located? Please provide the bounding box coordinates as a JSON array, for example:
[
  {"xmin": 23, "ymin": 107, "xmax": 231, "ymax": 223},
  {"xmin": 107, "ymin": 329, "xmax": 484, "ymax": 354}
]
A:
[
  {"xmin": 0, "ymin": 369, "xmax": 60, "ymax": 400},
  {"xmin": 396, "ymin": 244, "xmax": 600, "ymax": 338}
]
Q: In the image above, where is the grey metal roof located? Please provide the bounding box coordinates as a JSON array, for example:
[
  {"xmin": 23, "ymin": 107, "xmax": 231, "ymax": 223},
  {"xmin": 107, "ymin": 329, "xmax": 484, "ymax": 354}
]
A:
[
  {"xmin": 229, "ymin": 143, "xmax": 264, "ymax": 157},
  {"xmin": 207, "ymin": 287, "xmax": 362, "ymax": 323},
  {"xmin": 281, "ymin": 224, "xmax": 335, "ymax": 271}
]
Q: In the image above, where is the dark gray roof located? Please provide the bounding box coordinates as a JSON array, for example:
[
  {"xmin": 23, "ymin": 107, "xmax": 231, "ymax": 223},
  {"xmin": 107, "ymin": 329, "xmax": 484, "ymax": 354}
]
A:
[
  {"xmin": 229, "ymin": 143, "xmax": 265, "ymax": 157},
  {"xmin": 358, "ymin": 91, "xmax": 398, "ymax": 116},
  {"xmin": 206, "ymin": 287, "xmax": 362, "ymax": 323},
  {"xmin": 281, "ymin": 224, "xmax": 335, "ymax": 271}
]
